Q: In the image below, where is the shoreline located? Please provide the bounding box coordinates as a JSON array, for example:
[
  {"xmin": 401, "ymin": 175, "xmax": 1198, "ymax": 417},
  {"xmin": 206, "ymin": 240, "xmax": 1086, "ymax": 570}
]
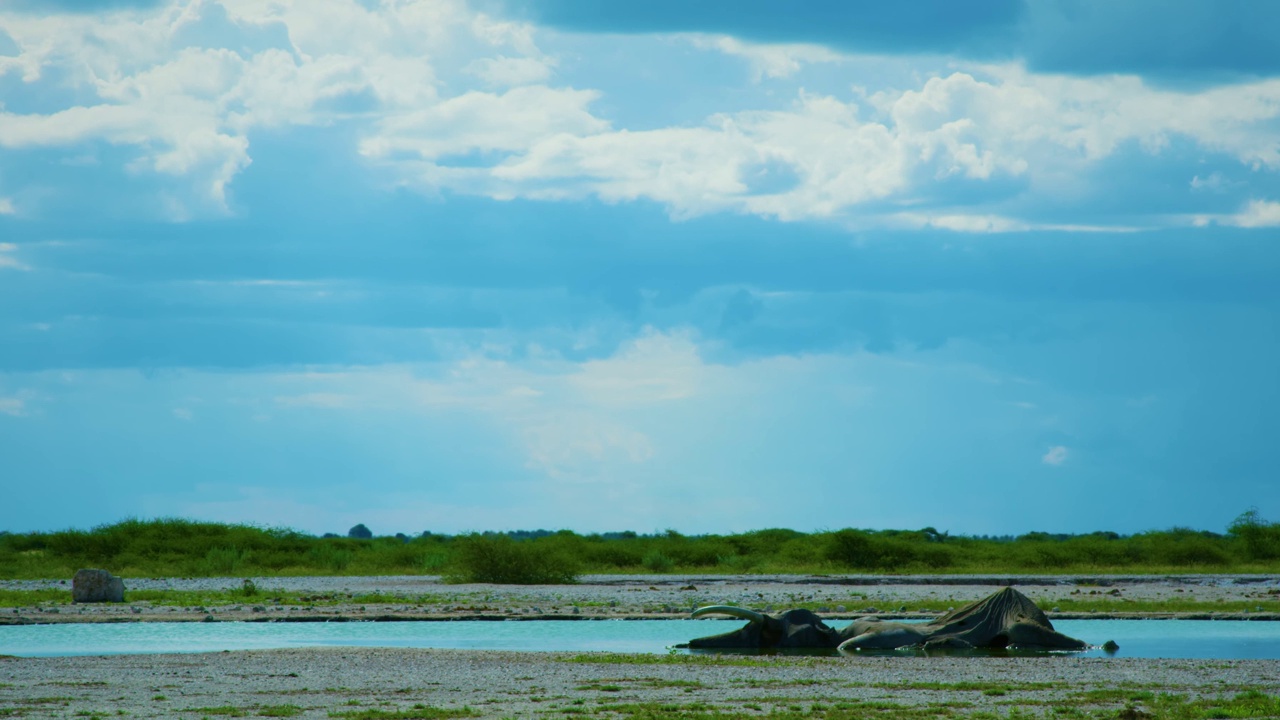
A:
[{"xmin": 3, "ymin": 573, "xmax": 1278, "ymax": 626}]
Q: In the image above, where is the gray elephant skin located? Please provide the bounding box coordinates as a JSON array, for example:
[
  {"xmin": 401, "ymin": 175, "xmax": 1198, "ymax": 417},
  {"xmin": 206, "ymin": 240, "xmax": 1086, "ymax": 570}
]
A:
[{"xmin": 686, "ymin": 587, "xmax": 1087, "ymax": 652}]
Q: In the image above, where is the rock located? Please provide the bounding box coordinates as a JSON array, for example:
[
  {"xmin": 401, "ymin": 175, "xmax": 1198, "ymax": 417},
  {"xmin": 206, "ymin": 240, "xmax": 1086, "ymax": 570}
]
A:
[
  {"xmin": 1102, "ymin": 639, "xmax": 1120, "ymax": 652},
  {"xmin": 71, "ymin": 569, "xmax": 125, "ymax": 603}
]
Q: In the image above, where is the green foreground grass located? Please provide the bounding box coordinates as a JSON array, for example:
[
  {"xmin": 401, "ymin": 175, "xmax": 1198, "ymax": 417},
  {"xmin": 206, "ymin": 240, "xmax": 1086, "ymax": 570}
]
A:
[{"xmin": 2, "ymin": 511, "xmax": 1279, "ymax": 582}]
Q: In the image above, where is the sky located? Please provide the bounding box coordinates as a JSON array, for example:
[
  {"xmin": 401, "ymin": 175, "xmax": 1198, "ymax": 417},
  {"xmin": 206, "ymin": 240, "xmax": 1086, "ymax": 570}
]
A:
[{"xmin": 1, "ymin": 0, "xmax": 1279, "ymax": 538}]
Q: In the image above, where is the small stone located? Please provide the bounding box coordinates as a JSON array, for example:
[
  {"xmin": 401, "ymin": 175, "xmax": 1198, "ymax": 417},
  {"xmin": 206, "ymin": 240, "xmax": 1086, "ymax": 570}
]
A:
[
  {"xmin": 836, "ymin": 605, "xmax": 847, "ymax": 612},
  {"xmin": 131, "ymin": 607, "xmax": 141, "ymax": 614},
  {"xmin": 1052, "ymin": 607, "xmax": 1061, "ymax": 613}
]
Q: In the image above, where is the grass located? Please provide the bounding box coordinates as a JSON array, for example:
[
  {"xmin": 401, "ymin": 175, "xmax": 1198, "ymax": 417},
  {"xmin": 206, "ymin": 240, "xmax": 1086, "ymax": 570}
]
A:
[
  {"xmin": 2, "ymin": 513, "xmax": 1279, "ymax": 580},
  {"xmin": 327, "ymin": 707, "xmax": 478, "ymax": 719},
  {"xmin": 3, "ymin": 583, "xmax": 1276, "ymax": 616},
  {"xmin": 559, "ymin": 653, "xmax": 799, "ymax": 668}
]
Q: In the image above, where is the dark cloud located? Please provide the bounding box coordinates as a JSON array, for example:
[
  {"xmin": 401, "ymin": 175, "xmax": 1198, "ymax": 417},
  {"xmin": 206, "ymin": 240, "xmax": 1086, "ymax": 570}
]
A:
[
  {"xmin": 501, "ymin": 0, "xmax": 1022, "ymax": 57},
  {"xmin": 1022, "ymin": 0, "xmax": 1280, "ymax": 81},
  {"xmin": 502, "ymin": 0, "xmax": 1280, "ymax": 80}
]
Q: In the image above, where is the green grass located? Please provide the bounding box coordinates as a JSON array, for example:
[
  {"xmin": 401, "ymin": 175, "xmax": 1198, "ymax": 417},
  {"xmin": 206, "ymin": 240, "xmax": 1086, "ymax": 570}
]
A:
[
  {"xmin": 2, "ymin": 513, "xmax": 1279, "ymax": 580},
  {"xmin": 185, "ymin": 707, "xmax": 247, "ymax": 717},
  {"xmin": 327, "ymin": 706, "xmax": 478, "ymax": 719},
  {"xmin": 257, "ymin": 705, "xmax": 303, "ymax": 717},
  {"xmin": 559, "ymin": 653, "xmax": 797, "ymax": 668}
]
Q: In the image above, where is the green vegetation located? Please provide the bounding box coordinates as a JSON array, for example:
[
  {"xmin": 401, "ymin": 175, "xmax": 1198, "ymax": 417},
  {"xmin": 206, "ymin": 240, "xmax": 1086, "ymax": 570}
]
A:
[
  {"xmin": 561, "ymin": 653, "xmax": 796, "ymax": 668},
  {"xmin": 530, "ymin": 690, "xmax": 1280, "ymax": 719},
  {"xmin": 257, "ymin": 705, "xmax": 303, "ymax": 717},
  {"xmin": 444, "ymin": 533, "xmax": 580, "ymax": 584},
  {"xmin": 2, "ymin": 510, "xmax": 1279, "ymax": 581},
  {"xmin": 328, "ymin": 706, "xmax": 477, "ymax": 720}
]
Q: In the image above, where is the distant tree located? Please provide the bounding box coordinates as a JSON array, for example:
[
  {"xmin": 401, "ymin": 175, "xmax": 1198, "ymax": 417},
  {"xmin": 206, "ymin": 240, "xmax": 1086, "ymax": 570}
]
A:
[
  {"xmin": 1229, "ymin": 508, "xmax": 1280, "ymax": 560},
  {"xmin": 347, "ymin": 524, "xmax": 373, "ymax": 539},
  {"xmin": 321, "ymin": 533, "xmax": 340, "ymax": 539}
]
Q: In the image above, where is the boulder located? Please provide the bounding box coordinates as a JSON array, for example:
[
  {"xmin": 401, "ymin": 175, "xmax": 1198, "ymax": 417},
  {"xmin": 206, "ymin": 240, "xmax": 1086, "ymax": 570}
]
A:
[{"xmin": 71, "ymin": 569, "xmax": 125, "ymax": 603}]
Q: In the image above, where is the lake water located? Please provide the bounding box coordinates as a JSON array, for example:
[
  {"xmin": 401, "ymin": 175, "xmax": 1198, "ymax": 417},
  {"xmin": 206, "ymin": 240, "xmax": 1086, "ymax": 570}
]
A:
[{"xmin": 4, "ymin": 619, "xmax": 1280, "ymax": 659}]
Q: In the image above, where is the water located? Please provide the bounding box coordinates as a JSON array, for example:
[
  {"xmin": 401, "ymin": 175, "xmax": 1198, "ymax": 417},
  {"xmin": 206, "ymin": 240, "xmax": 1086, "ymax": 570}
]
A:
[{"xmin": 3, "ymin": 619, "xmax": 1280, "ymax": 659}]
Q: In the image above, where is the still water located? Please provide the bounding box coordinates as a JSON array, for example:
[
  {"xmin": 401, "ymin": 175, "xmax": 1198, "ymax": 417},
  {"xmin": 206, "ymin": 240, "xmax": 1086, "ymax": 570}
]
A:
[{"xmin": 4, "ymin": 619, "xmax": 1280, "ymax": 659}]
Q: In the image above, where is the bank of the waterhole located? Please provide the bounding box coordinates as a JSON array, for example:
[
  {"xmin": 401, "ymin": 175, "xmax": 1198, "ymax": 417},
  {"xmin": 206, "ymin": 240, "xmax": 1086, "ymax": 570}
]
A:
[{"xmin": 2, "ymin": 648, "xmax": 1280, "ymax": 719}]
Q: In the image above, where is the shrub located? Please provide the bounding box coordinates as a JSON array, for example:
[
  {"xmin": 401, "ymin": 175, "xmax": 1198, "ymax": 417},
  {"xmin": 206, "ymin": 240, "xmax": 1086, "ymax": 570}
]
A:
[
  {"xmin": 823, "ymin": 529, "xmax": 875, "ymax": 569},
  {"xmin": 446, "ymin": 534, "xmax": 579, "ymax": 584},
  {"xmin": 202, "ymin": 547, "xmax": 248, "ymax": 575},
  {"xmin": 308, "ymin": 543, "xmax": 353, "ymax": 573},
  {"xmin": 641, "ymin": 550, "xmax": 674, "ymax": 573},
  {"xmin": 1229, "ymin": 508, "xmax": 1280, "ymax": 561}
]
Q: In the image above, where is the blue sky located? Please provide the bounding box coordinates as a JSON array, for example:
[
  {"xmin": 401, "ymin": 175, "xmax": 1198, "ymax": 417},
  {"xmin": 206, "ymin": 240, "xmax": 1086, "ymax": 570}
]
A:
[{"xmin": 2, "ymin": 0, "xmax": 1279, "ymax": 537}]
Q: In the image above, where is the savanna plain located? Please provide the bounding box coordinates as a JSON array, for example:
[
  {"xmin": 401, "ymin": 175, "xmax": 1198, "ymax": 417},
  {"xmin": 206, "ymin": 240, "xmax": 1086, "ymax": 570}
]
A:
[{"xmin": 3, "ymin": 517, "xmax": 1280, "ymax": 719}]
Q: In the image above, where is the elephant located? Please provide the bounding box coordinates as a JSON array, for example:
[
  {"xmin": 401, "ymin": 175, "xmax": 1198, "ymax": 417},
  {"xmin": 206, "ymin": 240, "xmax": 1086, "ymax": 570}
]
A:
[{"xmin": 684, "ymin": 586, "xmax": 1087, "ymax": 652}]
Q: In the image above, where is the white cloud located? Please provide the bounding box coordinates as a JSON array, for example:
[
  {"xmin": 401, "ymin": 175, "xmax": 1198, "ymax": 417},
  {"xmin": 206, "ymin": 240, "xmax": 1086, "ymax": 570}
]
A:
[
  {"xmin": 0, "ymin": 242, "xmax": 27, "ymax": 270},
  {"xmin": 172, "ymin": 407, "xmax": 194, "ymax": 420},
  {"xmin": 0, "ymin": 0, "xmax": 545, "ymax": 216},
  {"xmin": 1042, "ymin": 445, "xmax": 1069, "ymax": 466},
  {"xmin": 273, "ymin": 392, "xmax": 355, "ymax": 409},
  {"xmin": 889, "ymin": 212, "xmax": 1142, "ymax": 234},
  {"xmin": 1191, "ymin": 199, "xmax": 1280, "ymax": 228},
  {"xmin": 689, "ymin": 35, "xmax": 844, "ymax": 81},
  {"xmin": 464, "ymin": 55, "xmax": 554, "ymax": 86},
  {"xmin": 0, "ymin": 197, "xmax": 14, "ymax": 215},
  {"xmin": 431, "ymin": 64, "xmax": 1280, "ymax": 224},
  {"xmin": 4, "ymin": 2, "xmax": 1280, "ymax": 227},
  {"xmin": 0, "ymin": 397, "xmax": 26, "ymax": 416},
  {"xmin": 1227, "ymin": 199, "xmax": 1280, "ymax": 228}
]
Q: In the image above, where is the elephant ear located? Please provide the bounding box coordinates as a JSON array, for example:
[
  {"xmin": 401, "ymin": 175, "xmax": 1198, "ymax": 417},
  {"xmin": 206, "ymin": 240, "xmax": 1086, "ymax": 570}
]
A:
[{"xmin": 690, "ymin": 606, "xmax": 767, "ymax": 623}]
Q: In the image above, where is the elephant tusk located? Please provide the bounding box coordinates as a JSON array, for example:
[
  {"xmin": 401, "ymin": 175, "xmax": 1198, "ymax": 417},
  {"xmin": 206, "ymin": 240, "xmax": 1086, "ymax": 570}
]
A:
[{"xmin": 690, "ymin": 605, "xmax": 767, "ymax": 623}]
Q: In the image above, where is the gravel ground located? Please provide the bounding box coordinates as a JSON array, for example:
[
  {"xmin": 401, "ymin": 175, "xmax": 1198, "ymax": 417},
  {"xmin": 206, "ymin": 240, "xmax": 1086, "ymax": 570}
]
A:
[
  {"xmin": 2, "ymin": 648, "xmax": 1278, "ymax": 719},
  {"xmin": 4, "ymin": 574, "xmax": 1278, "ymax": 624},
  {"xmin": 3, "ymin": 576, "xmax": 1279, "ymax": 718}
]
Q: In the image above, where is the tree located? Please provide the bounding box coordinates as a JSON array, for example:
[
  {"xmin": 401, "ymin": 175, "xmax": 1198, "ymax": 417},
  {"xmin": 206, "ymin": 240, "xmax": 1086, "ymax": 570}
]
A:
[{"xmin": 347, "ymin": 523, "xmax": 372, "ymax": 539}]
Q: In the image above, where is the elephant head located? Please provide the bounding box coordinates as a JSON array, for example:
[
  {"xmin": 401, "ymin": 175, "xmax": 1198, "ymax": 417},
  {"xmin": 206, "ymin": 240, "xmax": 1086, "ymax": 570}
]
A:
[{"xmin": 685, "ymin": 606, "xmax": 851, "ymax": 649}]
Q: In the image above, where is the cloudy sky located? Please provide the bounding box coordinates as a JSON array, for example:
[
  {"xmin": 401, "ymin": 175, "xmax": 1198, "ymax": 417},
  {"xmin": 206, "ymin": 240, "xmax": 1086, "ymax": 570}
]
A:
[{"xmin": 2, "ymin": 0, "xmax": 1278, "ymax": 537}]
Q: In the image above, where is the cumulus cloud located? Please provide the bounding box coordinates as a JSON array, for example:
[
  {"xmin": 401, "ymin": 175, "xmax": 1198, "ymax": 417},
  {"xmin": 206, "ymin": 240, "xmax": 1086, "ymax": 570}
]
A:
[
  {"xmin": 688, "ymin": 34, "xmax": 844, "ymax": 80},
  {"xmin": 1042, "ymin": 445, "xmax": 1068, "ymax": 466},
  {"xmin": 0, "ymin": 0, "xmax": 547, "ymax": 215},
  {"xmin": 403, "ymin": 63, "xmax": 1280, "ymax": 224},
  {"xmin": 1192, "ymin": 199, "xmax": 1280, "ymax": 228},
  {"xmin": 4, "ymin": 1, "xmax": 1280, "ymax": 227},
  {"xmin": 1227, "ymin": 199, "xmax": 1280, "ymax": 228}
]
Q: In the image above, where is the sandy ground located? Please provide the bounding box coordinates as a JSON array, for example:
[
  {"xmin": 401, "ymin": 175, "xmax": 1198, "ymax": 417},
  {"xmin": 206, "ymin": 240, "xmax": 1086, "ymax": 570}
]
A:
[
  {"xmin": 2, "ymin": 648, "xmax": 1279, "ymax": 719},
  {"xmin": 3, "ymin": 574, "xmax": 1278, "ymax": 624},
  {"xmin": 2, "ymin": 576, "xmax": 1279, "ymax": 718}
]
